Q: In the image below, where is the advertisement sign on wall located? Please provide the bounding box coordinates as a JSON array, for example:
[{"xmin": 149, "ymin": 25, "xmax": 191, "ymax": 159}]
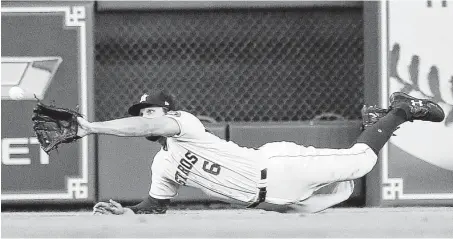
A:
[
  {"xmin": 380, "ymin": 0, "xmax": 453, "ymax": 203},
  {"xmin": 1, "ymin": 5, "xmax": 93, "ymax": 201}
]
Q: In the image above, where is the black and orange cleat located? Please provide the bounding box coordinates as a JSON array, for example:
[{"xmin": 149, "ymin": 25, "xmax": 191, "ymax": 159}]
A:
[{"xmin": 389, "ymin": 92, "xmax": 445, "ymax": 122}]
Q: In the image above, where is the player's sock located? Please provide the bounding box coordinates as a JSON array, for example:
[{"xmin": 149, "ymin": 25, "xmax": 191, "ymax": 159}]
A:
[{"xmin": 356, "ymin": 105, "xmax": 409, "ymax": 155}]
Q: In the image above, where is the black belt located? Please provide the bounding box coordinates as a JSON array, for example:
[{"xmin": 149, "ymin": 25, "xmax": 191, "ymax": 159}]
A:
[{"xmin": 247, "ymin": 169, "xmax": 267, "ymax": 208}]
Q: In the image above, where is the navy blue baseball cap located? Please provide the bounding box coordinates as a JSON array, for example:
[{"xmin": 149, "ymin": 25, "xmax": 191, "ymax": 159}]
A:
[{"xmin": 128, "ymin": 91, "xmax": 174, "ymax": 116}]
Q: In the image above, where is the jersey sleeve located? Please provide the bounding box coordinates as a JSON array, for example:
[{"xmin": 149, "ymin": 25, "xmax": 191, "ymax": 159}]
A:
[
  {"xmin": 149, "ymin": 173, "xmax": 179, "ymax": 200},
  {"xmin": 149, "ymin": 153, "xmax": 179, "ymax": 199},
  {"xmin": 165, "ymin": 111, "xmax": 206, "ymax": 140}
]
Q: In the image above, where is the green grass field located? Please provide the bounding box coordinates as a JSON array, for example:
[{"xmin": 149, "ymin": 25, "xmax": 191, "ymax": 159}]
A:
[{"xmin": 2, "ymin": 207, "xmax": 453, "ymax": 238}]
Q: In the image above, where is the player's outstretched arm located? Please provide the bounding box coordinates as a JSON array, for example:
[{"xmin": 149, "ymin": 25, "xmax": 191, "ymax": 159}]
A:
[{"xmin": 77, "ymin": 116, "xmax": 180, "ymax": 138}]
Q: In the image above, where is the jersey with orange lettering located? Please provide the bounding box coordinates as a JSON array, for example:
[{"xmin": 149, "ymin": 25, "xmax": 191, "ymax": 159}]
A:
[{"xmin": 148, "ymin": 111, "xmax": 264, "ymax": 203}]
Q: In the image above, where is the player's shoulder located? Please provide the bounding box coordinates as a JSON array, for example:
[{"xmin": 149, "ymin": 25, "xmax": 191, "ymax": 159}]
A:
[
  {"xmin": 165, "ymin": 110, "xmax": 204, "ymax": 127},
  {"xmin": 166, "ymin": 110, "xmax": 199, "ymax": 121},
  {"xmin": 165, "ymin": 110, "xmax": 205, "ymax": 136},
  {"xmin": 166, "ymin": 110, "xmax": 189, "ymax": 117}
]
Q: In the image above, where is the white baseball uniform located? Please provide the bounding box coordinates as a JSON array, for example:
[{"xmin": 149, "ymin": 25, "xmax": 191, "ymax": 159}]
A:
[{"xmin": 149, "ymin": 111, "xmax": 377, "ymax": 212}]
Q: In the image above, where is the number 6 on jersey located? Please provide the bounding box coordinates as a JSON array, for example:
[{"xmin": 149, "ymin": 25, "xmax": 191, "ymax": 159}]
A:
[{"xmin": 202, "ymin": 161, "xmax": 221, "ymax": 175}]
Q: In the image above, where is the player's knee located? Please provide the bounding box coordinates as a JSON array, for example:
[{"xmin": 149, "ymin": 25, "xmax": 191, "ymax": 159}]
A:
[
  {"xmin": 349, "ymin": 144, "xmax": 378, "ymax": 179},
  {"xmin": 355, "ymin": 155, "xmax": 377, "ymax": 178}
]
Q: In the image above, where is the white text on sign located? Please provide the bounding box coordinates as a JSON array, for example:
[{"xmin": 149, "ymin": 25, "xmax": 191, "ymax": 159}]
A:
[{"xmin": 2, "ymin": 138, "xmax": 49, "ymax": 165}]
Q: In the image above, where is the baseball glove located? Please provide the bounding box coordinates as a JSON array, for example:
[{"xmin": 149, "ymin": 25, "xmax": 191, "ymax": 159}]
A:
[{"xmin": 32, "ymin": 101, "xmax": 83, "ymax": 154}]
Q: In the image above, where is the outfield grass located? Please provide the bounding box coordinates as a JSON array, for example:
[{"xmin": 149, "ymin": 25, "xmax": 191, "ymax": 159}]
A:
[{"xmin": 2, "ymin": 207, "xmax": 453, "ymax": 238}]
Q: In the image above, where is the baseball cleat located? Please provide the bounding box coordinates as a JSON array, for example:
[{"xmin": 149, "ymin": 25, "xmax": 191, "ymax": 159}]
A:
[
  {"xmin": 361, "ymin": 105, "xmax": 389, "ymax": 130},
  {"xmin": 389, "ymin": 92, "xmax": 445, "ymax": 122}
]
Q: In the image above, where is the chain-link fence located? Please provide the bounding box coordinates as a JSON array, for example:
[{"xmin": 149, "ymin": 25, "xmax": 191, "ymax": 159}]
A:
[{"xmin": 95, "ymin": 8, "xmax": 364, "ymax": 122}]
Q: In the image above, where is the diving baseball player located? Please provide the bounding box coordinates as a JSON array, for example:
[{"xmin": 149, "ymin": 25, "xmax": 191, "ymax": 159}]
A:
[{"xmin": 83, "ymin": 90, "xmax": 444, "ymax": 215}]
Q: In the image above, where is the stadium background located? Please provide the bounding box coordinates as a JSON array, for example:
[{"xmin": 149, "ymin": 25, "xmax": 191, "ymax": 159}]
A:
[
  {"xmin": 94, "ymin": 1, "xmax": 367, "ymax": 206},
  {"xmin": 2, "ymin": 0, "xmax": 452, "ymax": 211},
  {"xmin": 94, "ymin": 7, "xmax": 364, "ymax": 122}
]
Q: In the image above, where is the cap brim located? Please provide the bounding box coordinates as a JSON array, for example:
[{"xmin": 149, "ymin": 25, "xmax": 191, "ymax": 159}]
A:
[{"xmin": 128, "ymin": 103, "xmax": 154, "ymax": 116}]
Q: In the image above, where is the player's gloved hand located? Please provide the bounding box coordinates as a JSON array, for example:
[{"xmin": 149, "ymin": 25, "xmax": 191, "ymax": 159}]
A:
[
  {"xmin": 93, "ymin": 199, "xmax": 127, "ymax": 215},
  {"xmin": 32, "ymin": 101, "xmax": 83, "ymax": 153}
]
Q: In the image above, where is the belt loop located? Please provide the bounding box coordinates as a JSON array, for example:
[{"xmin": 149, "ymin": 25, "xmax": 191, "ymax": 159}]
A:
[
  {"xmin": 247, "ymin": 169, "xmax": 267, "ymax": 208},
  {"xmin": 257, "ymin": 168, "xmax": 267, "ymax": 188},
  {"xmin": 261, "ymin": 168, "xmax": 267, "ymax": 180}
]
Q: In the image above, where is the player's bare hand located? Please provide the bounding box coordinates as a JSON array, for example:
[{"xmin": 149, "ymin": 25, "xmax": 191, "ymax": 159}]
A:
[
  {"xmin": 92, "ymin": 199, "xmax": 125, "ymax": 215},
  {"xmin": 77, "ymin": 117, "xmax": 92, "ymax": 138},
  {"xmin": 92, "ymin": 202, "xmax": 113, "ymax": 215},
  {"xmin": 92, "ymin": 204, "xmax": 112, "ymax": 215},
  {"xmin": 107, "ymin": 199, "xmax": 126, "ymax": 215}
]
